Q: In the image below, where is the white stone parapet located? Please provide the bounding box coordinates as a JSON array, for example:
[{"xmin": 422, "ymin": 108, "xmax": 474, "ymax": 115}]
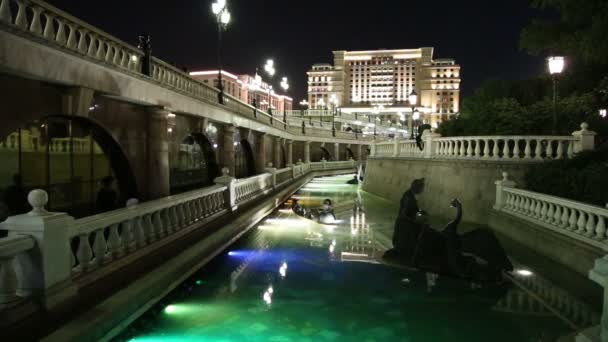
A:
[
  {"xmin": 494, "ymin": 173, "xmax": 608, "ymax": 250},
  {"xmin": 372, "ymin": 123, "xmax": 596, "ymax": 161}
]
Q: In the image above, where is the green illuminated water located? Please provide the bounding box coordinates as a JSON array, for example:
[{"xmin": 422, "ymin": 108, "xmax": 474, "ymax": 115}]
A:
[{"xmin": 114, "ymin": 174, "xmax": 597, "ymax": 342}]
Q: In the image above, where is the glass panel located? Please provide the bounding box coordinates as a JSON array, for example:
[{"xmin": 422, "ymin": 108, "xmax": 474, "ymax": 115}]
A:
[
  {"xmin": 71, "ymin": 124, "xmax": 93, "ymax": 217},
  {"xmin": 93, "ymin": 137, "xmax": 115, "ymax": 213},
  {"xmin": 47, "ymin": 118, "xmax": 72, "ymax": 213},
  {"xmin": 0, "ymin": 127, "xmax": 23, "ymax": 225},
  {"xmin": 170, "ymin": 135, "xmax": 210, "ymax": 194}
]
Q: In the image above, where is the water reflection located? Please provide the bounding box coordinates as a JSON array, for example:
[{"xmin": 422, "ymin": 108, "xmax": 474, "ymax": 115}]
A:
[{"xmin": 116, "ymin": 174, "xmax": 599, "ymax": 342}]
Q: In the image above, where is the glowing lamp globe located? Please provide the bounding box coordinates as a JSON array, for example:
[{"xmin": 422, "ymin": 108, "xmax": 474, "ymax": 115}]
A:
[
  {"xmin": 547, "ymin": 56, "xmax": 565, "ymax": 75},
  {"xmin": 408, "ymin": 90, "xmax": 418, "ymax": 106}
]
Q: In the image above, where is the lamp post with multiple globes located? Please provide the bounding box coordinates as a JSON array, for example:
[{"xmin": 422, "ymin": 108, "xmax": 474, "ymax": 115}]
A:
[{"xmin": 408, "ymin": 90, "xmax": 418, "ymax": 139}]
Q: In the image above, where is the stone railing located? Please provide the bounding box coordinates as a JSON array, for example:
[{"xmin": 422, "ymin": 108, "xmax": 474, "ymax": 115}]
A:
[
  {"xmin": 68, "ymin": 185, "xmax": 227, "ymax": 275},
  {"xmin": 275, "ymin": 167, "xmax": 293, "ymax": 187},
  {"xmin": 0, "ymin": 161, "xmax": 356, "ymax": 312},
  {"xmin": 0, "ymin": 0, "xmax": 375, "ymax": 144},
  {"xmin": 371, "ymin": 123, "xmax": 596, "ymax": 161},
  {"xmin": 494, "ymin": 173, "xmax": 608, "ymax": 251},
  {"xmin": 233, "ymin": 173, "xmax": 273, "ymax": 206},
  {"xmin": 0, "ymin": 235, "xmax": 35, "ymax": 308},
  {"xmin": 0, "ymin": 0, "xmax": 143, "ymax": 71}
]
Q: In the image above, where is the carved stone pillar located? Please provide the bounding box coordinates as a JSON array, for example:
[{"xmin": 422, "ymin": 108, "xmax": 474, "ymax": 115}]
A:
[
  {"xmin": 222, "ymin": 125, "xmax": 236, "ymax": 177},
  {"xmin": 333, "ymin": 142, "xmax": 340, "ymax": 161},
  {"xmin": 273, "ymin": 136, "xmax": 282, "ymax": 168},
  {"xmin": 304, "ymin": 141, "xmax": 311, "ymax": 163},
  {"xmin": 286, "ymin": 140, "xmax": 293, "ymax": 166},
  {"xmin": 254, "ymin": 132, "xmax": 266, "ymax": 174},
  {"xmin": 147, "ymin": 107, "xmax": 170, "ymax": 198}
]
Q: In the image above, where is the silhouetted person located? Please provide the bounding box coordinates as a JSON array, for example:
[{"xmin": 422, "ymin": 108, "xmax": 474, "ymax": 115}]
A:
[
  {"xmin": 292, "ymin": 198, "xmax": 306, "ymax": 216},
  {"xmin": 4, "ymin": 174, "xmax": 29, "ymax": 216},
  {"xmin": 96, "ymin": 176, "xmax": 117, "ymax": 213}
]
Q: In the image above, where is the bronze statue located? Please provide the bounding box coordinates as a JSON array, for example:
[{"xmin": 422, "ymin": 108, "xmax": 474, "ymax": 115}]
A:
[{"xmin": 384, "ymin": 179, "xmax": 513, "ymax": 283}]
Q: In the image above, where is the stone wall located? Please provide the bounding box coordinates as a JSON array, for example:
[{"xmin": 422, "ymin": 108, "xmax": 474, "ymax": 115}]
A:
[{"xmin": 362, "ymin": 157, "xmax": 536, "ymax": 225}]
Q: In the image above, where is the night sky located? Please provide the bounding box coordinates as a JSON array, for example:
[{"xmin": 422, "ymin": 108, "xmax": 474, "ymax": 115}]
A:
[{"xmin": 47, "ymin": 0, "xmax": 547, "ymax": 104}]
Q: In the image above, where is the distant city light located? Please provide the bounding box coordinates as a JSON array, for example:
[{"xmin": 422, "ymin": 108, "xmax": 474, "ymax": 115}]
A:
[
  {"xmin": 213, "ymin": 143, "xmax": 218, "ymax": 149},
  {"xmin": 600, "ymin": 109, "xmax": 607, "ymax": 118},
  {"xmin": 167, "ymin": 113, "xmax": 176, "ymax": 118}
]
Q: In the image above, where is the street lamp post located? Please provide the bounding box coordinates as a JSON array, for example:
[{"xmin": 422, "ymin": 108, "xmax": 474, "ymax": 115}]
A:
[
  {"xmin": 211, "ymin": 0, "xmax": 231, "ymax": 105},
  {"xmin": 412, "ymin": 109, "xmax": 420, "ymax": 137},
  {"xmin": 547, "ymin": 56, "xmax": 565, "ymax": 134},
  {"xmin": 318, "ymin": 98, "xmax": 325, "ymax": 127},
  {"xmin": 408, "ymin": 90, "xmax": 418, "ymax": 139},
  {"xmin": 330, "ymin": 94, "xmax": 338, "ymax": 137},
  {"xmin": 263, "ymin": 59, "xmax": 275, "ymax": 122},
  {"xmin": 281, "ymin": 77, "xmax": 289, "ymax": 129}
]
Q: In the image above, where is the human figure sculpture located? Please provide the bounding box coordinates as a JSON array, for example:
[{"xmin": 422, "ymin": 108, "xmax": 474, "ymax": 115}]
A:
[{"xmin": 384, "ymin": 179, "xmax": 513, "ymax": 283}]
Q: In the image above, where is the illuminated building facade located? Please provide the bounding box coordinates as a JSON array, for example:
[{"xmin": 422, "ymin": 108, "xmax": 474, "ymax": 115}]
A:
[
  {"xmin": 307, "ymin": 48, "xmax": 461, "ymax": 127},
  {"xmin": 190, "ymin": 70, "xmax": 292, "ymax": 113}
]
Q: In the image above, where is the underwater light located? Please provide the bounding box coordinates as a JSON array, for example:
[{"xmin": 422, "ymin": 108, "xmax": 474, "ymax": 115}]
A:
[
  {"xmin": 515, "ymin": 269, "xmax": 533, "ymax": 277},
  {"xmin": 164, "ymin": 305, "xmax": 176, "ymax": 314}
]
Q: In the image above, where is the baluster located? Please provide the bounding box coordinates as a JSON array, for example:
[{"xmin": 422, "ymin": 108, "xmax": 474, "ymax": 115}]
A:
[
  {"xmin": 459, "ymin": 140, "xmax": 466, "ymax": 157},
  {"xmin": 87, "ymin": 34, "xmax": 97, "ymax": 57},
  {"xmin": 0, "ymin": 0, "xmax": 12, "ymax": 24},
  {"xmin": 14, "ymin": 0, "xmax": 28, "ymax": 29},
  {"xmin": 523, "ymin": 139, "xmax": 531, "ymax": 159},
  {"xmin": 502, "ymin": 139, "xmax": 510, "ymax": 159},
  {"xmin": 144, "ymin": 214, "xmax": 156, "ymax": 242},
  {"xmin": 104, "ymin": 43, "xmax": 114, "ymax": 62},
  {"xmin": 170, "ymin": 206, "xmax": 179, "ymax": 230},
  {"xmin": 29, "ymin": 6, "xmax": 43, "ymax": 35},
  {"xmin": 42, "ymin": 13, "xmax": 56, "ymax": 40},
  {"xmin": 533, "ymin": 199, "xmax": 542, "ymax": 218},
  {"xmin": 512, "ymin": 139, "xmax": 520, "ymax": 159},
  {"xmin": 196, "ymin": 198, "xmax": 204, "ymax": 219},
  {"xmin": 546, "ymin": 203, "xmax": 554, "ymax": 224},
  {"xmin": 567, "ymin": 142, "xmax": 574, "ymax": 158},
  {"xmin": 133, "ymin": 216, "xmax": 146, "ymax": 248},
  {"xmin": 540, "ymin": 201, "xmax": 548, "ymax": 221},
  {"xmin": 560, "ymin": 207, "xmax": 570, "ymax": 228},
  {"xmin": 96, "ymin": 39, "xmax": 106, "ymax": 59},
  {"xmin": 572, "ymin": 210, "xmax": 583, "ymax": 232},
  {"xmin": 92, "ymin": 229, "xmax": 108, "ymax": 266},
  {"xmin": 546, "ymin": 140, "xmax": 554, "ymax": 159},
  {"xmin": 473, "ymin": 139, "xmax": 480, "ymax": 157},
  {"xmin": 553, "ymin": 204, "xmax": 562, "ymax": 226},
  {"xmin": 66, "ymin": 24, "xmax": 77, "ymax": 49},
  {"xmin": 482, "ymin": 139, "xmax": 489, "ymax": 158},
  {"xmin": 77, "ymin": 29, "xmax": 88, "ymax": 53},
  {"xmin": 183, "ymin": 201, "xmax": 193, "ymax": 224},
  {"xmin": 504, "ymin": 193, "xmax": 513, "ymax": 210},
  {"xmin": 113, "ymin": 48, "xmax": 122, "ymax": 66},
  {"xmin": 555, "ymin": 141, "xmax": 564, "ymax": 159},
  {"xmin": 107, "ymin": 223, "xmax": 122, "ymax": 258},
  {"xmin": 75, "ymin": 233, "xmax": 93, "ymax": 271},
  {"xmin": 177, "ymin": 203, "xmax": 186, "ymax": 227},
  {"xmin": 55, "ymin": 19, "xmax": 67, "ymax": 45},
  {"xmin": 120, "ymin": 50, "xmax": 128, "ymax": 67},
  {"xmin": 151, "ymin": 211, "xmax": 164, "ymax": 238},
  {"xmin": 521, "ymin": 197, "xmax": 529, "ymax": 214},
  {"xmin": 466, "ymin": 139, "xmax": 473, "ymax": 157},
  {"xmin": 534, "ymin": 139, "xmax": 543, "ymax": 160},
  {"xmin": 161, "ymin": 209, "xmax": 172, "ymax": 234},
  {"xmin": 491, "ymin": 139, "xmax": 498, "ymax": 159},
  {"xmin": 598, "ymin": 216, "xmax": 607, "ymax": 241},
  {"xmin": 202, "ymin": 197, "xmax": 210, "ymax": 216},
  {"xmin": 120, "ymin": 220, "xmax": 135, "ymax": 252},
  {"xmin": 585, "ymin": 212, "xmax": 596, "ymax": 238}
]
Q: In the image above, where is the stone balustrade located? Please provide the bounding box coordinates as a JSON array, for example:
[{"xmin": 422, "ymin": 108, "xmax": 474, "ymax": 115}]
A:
[
  {"xmin": 494, "ymin": 172, "xmax": 608, "ymax": 251},
  {"xmin": 0, "ymin": 0, "xmax": 143, "ymax": 71},
  {"xmin": 372, "ymin": 123, "xmax": 596, "ymax": 161},
  {"xmin": 234, "ymin": 173, "xmax": 273, "ymax": 205},
  {"xmin": 0, "ymin": 161, "xmax": 356, "ymax": 311},
  {"xmin": 68, "ymin": 185, "xmax": 227, "ymax": 275},
  {"xmin": 0, "ymin": 235, "xmax": 35, "ymax": 308}
]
